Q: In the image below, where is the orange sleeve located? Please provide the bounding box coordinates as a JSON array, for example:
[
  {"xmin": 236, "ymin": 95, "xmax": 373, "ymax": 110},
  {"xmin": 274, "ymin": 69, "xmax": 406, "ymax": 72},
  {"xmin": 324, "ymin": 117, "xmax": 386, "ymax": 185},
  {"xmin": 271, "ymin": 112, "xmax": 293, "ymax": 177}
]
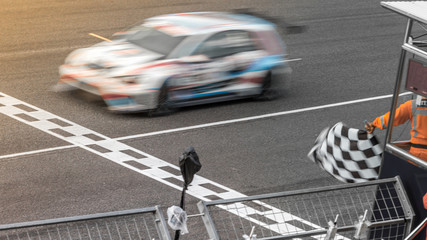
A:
[
  {"xmin": 424, "ymin": 193, "xmax": 427, "ymax": 209},
  {"xmin": 372, "ymin": 100, "xmax": 413, "ymax": 130}
]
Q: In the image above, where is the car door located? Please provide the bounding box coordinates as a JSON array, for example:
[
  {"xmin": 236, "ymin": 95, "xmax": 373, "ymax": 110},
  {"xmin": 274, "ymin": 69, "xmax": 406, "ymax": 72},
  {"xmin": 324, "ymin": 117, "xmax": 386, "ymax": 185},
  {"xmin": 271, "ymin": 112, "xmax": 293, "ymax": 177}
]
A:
[
  {"xmin": 187, "ymin": 30, "xmax": 259, "ymax": 94},
  {"xmin": 167, "ymin": 30, "xmax": 260, "ymax": 103}
]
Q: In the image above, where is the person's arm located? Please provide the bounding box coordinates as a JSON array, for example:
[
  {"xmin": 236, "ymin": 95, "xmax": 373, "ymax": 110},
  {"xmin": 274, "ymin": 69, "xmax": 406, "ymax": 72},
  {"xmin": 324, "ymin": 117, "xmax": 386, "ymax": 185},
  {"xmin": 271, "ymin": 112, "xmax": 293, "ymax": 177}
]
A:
[{"xmin": 365, "ymin": 100, "xmax": 413, "ymax": 133}]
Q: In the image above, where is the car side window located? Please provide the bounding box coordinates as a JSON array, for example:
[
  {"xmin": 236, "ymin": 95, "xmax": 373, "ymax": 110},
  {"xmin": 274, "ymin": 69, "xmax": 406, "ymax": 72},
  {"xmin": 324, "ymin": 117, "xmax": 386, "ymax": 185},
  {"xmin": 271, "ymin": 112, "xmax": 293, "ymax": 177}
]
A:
[{"xmin": 193, "ymin": 30, "xmax": 257, "ymax": 59}]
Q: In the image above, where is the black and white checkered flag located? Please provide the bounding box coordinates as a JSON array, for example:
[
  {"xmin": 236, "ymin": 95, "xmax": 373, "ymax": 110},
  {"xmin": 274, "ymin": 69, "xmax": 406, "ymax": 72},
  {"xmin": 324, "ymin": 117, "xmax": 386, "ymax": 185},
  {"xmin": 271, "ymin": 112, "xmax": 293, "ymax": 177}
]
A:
[{"xmin": 307, "ymin": 122, "xmax": 383, "ymax": 183}]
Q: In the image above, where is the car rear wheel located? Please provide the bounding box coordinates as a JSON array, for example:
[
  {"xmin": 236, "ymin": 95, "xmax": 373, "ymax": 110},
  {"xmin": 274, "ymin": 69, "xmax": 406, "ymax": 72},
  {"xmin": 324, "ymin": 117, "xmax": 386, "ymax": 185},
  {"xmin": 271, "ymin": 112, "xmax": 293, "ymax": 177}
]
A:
[
  {"xmin": 254, "ymin": 71, "xmax": 278, "ymax": 101},
  {"xmin": 148, "ymin": 83, "xmax": 175, "ymax": 117}
]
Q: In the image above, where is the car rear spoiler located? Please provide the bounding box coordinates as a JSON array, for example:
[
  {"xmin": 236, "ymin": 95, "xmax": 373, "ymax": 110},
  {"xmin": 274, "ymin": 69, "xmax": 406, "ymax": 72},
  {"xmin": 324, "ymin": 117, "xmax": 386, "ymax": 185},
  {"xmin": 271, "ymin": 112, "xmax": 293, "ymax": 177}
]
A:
[{"xmin": 232, "ymin": 8, "xmax": 307, "ymax": 34}]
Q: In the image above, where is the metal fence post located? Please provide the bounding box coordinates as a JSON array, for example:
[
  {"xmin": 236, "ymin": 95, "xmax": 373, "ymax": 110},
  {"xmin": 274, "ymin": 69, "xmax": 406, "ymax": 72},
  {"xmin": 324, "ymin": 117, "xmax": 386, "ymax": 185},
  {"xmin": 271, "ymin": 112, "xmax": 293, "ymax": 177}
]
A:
[
  {"xmin": 154, "ymin": 205, "xmax": 172, "ymax": 240},
  {"xmin": 197, "ymin": 201, "xmax": 220, "ymax": 240},
  {"xmin": 393, "ymin": 175, "xmax": 416, "ymax": 235}
]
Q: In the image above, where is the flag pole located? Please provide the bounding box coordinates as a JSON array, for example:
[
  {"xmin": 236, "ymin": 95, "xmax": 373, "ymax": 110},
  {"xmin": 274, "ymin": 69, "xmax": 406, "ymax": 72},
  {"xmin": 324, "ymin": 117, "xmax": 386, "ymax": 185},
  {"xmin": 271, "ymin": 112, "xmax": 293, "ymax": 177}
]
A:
[{"xmin": 174, "ymin": 147, "xmax": 201, "ymax": 240}]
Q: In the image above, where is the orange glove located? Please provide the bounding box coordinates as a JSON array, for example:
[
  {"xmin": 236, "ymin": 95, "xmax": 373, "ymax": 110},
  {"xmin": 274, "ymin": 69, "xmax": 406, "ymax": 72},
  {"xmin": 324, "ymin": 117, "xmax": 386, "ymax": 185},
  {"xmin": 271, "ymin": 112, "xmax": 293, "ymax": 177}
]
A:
[{"xmin": 424, "ymin": 193, "xmax": 427, "ymax": 209}]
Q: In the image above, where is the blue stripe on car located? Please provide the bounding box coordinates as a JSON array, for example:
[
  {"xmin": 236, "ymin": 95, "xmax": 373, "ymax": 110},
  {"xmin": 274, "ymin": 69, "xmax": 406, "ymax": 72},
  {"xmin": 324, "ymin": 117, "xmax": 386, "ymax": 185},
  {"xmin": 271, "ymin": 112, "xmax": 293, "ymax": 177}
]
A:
[
  {"xmin": 225, "ymin": 55, "xmax": 286, "ymax": 78},
  {"xmin": 247, "ymin": 55, "xmax": 286, "ymax": 72},
  {"xmin": 105, "ymin": 97, "xmax": 136, "ymax": 106},
  {"xmin": 192, "ymin": 91, "xmax": 232, "ymax": 98}
]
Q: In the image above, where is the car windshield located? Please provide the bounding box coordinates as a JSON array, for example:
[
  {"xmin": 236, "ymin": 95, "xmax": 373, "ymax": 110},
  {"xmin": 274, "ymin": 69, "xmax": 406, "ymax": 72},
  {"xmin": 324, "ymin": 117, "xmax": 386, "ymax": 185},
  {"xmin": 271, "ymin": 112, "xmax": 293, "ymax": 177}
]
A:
[{"xmin": 125, "ymin": 26, "xmax": 186, "ymax": 56}]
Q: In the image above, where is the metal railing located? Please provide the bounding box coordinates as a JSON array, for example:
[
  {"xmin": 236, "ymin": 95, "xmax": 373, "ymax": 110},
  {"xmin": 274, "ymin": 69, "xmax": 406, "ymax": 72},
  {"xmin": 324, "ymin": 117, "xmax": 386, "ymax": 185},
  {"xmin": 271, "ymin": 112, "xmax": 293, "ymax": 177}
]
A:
[
  {"xmin": 0, "ymin": 177, "xmax": 417, "ymax": 240},
  {"xmin": 404, "ymin": 217, "xmax": 427, "ymax": 240},
  {"xmin": 386, "ymin": 143, "xmax": 427, "ymax": 170},
  {"xmin": 0, "ymin": 206, "xmax": 171, "ymax": 240},
  {"xmin": 197, "ymin": 177, "xmax": 414, "ymax": 240}
]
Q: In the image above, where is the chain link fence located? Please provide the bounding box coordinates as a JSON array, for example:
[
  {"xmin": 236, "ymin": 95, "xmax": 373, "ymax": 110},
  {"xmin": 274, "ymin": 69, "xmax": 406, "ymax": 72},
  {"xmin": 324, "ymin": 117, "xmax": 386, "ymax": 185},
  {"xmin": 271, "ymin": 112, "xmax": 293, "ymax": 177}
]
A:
[
  {"xmin": 197, "ymin": 177, "xmax": 414, "ymax": 240},
  {"xmin": 0, "ymin": 206, "xmax": 171, "ymax": 240},
  {"xmin": 0, "ymin": 177, "xmax": 415, "ymax": 240}
]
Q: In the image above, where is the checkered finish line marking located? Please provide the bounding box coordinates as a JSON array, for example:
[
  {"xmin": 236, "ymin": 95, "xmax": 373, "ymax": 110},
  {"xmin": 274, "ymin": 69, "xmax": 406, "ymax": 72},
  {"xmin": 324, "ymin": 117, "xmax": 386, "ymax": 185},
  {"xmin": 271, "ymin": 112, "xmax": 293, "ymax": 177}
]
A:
[{"xmin": 0, "ymin": 92, "xmax": 347, "ymax": 239}]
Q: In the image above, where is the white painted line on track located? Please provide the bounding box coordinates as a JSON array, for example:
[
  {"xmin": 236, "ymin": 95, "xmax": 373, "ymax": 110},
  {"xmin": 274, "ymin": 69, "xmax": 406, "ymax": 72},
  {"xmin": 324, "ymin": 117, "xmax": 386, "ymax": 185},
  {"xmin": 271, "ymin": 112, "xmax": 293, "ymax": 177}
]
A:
[
  {"xmin": 1, "ymin": 92, "xmax": 412, "ymax": 160},
  {"xmin": 0, "ymin": 45, "xmax": 90, "ymax": 59},
  {"xmin": 0, "ymin": 145, "xmax": 76, "ymax": 160},
  {"xmin": 0, "ymin": 91, "xmax": 335, "ymax": 237},
  {"xmin": 116, "ymin": 92, "xmax": 413, "ymax": 140}
]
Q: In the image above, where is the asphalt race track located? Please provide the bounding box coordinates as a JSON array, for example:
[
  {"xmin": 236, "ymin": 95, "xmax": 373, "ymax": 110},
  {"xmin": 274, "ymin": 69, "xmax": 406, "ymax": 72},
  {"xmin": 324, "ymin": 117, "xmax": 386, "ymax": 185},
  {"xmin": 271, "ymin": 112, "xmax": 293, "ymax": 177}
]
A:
[{"xmin": 0, "ymin": 0, "xmax": 415, "ymax": 238}]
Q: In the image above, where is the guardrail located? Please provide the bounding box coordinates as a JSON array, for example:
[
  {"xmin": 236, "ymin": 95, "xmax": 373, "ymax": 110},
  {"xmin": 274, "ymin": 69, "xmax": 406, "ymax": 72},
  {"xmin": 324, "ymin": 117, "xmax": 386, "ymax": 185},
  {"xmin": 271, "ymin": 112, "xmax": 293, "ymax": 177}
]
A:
[
  {"xmin": 197, "ymin": 177, "xmax": 414, "ymax": 240},
  {"xmin": 0, "ymin": 177, "xmax": 416, "ymax": 240},
  {"xmin": 0, "ymin": 206, "xmax": 171, "ymax": 240}
]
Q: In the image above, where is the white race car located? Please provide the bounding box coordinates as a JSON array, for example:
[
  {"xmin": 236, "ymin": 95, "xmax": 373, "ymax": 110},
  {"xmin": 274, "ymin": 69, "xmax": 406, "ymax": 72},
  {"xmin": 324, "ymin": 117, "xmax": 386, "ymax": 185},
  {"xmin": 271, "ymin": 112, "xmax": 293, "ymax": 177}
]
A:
[{"xmin": 57, "ymin": 11, "xmax": 294, "ymax": 115}]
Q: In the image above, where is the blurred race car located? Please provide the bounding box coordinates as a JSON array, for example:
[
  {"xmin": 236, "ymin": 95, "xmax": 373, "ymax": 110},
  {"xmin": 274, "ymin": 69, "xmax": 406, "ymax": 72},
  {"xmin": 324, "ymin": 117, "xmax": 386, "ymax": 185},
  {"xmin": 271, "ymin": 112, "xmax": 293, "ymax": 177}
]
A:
[{"xmin": 57, "ymin": 11, "xmax": 293, "ymax": 115}]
